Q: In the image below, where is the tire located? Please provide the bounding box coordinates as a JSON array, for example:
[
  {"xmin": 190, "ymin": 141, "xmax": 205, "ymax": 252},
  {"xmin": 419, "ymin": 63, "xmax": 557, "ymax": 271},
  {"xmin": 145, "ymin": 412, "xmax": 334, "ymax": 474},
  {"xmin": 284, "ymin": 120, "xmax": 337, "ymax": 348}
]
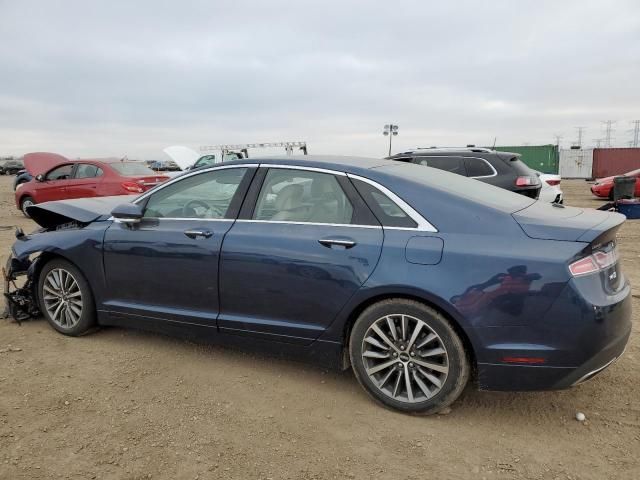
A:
[
  {"xmin": 37, "ymin": 259, "xmax": 96, "ymax": 336},
  {"xmin": 20, "ymin": 196, "xmax": 35, "ymax": 218},
  {"xmin": 349, "ymin": 299, "xmax": 470, "ymax": 415}
]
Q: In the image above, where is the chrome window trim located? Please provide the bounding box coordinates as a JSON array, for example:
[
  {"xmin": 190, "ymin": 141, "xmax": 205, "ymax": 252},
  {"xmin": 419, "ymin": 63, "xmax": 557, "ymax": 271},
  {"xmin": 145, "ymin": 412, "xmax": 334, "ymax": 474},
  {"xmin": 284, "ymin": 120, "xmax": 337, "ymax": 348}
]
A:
[
  {"xmin": 259, "ymin": 164, "xmax": 348, "ymax": 176},
  {"xmin": 129, "ymin": 162, "xmax": 437, "ymax": 232},
  {"xmin": 133, "ymin": 164, "xmax": 256, "ymax": 204},
  {"xmin": 347, "ymin": 174, "xmax": 438, "ymax": 232},
  {"xmin": 236, "ymin": 219, "xmax": 382, "ymax": 229}
]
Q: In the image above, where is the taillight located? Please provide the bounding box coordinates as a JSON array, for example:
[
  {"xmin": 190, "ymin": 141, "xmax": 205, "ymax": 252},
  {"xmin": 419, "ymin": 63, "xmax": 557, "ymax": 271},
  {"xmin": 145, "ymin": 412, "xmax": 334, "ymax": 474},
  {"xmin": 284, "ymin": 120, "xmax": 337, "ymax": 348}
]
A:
[
  {"xmin": 545, "ymin": 179, "xmax": 561, "ymax": 186},
  {"xmin": 516, "ymin": 176, "xmax": 536, "ymax": 187},
  {"xmin": 569, "ymin": 247, "xmax": 618, "ymax": 277},
  {"xmin": 121, "ymin": 181, "xmax": 144, "ymax": 193}
]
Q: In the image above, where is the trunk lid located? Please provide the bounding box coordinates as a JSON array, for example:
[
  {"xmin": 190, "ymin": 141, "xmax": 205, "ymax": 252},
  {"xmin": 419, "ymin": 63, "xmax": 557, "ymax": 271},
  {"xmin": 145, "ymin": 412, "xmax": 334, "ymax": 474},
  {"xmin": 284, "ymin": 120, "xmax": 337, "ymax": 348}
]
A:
[
  {"xmin": 512, "ymin": 202, "xmax": 626, "ymax": 243},
  {"xmin": 27, "ymin": 195, "xmax": 138, "ymax": 230}
]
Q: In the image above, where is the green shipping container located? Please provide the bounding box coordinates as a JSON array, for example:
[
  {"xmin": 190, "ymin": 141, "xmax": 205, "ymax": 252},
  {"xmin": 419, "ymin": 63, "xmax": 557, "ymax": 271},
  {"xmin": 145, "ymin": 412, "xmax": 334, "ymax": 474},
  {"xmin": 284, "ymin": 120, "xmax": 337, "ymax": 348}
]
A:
[{"xmin": 492, "ymin": 145, "xmax": 559, "ymax": 174}]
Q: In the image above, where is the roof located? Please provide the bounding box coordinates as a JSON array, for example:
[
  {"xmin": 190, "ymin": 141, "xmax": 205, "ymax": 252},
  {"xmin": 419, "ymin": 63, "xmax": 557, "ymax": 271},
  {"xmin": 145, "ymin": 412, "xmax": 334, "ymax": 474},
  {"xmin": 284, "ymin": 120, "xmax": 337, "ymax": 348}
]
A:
[
  {"xmin": 220, "ymin": 155, "xmax": 390, "ymax": 175},
  {"xmin": 396, "ymin": 147, "xmax": 496, "ymax": 155}
]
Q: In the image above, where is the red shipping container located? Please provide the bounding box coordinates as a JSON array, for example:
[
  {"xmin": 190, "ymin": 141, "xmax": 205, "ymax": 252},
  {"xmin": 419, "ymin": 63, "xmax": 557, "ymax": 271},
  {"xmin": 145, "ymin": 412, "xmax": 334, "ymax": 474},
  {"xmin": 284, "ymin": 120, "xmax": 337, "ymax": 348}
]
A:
[{"xmin": 592, "ymin": 148, "xmax": 640, "ymax": 179}]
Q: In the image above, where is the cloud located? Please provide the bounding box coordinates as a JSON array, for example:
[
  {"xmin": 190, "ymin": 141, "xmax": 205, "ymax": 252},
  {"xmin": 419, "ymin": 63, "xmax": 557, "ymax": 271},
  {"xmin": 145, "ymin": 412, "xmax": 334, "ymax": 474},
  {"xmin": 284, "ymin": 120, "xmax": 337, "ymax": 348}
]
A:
[{"xmin": 0, "ymin": 0, "xmax": 639, "ymax": 158}]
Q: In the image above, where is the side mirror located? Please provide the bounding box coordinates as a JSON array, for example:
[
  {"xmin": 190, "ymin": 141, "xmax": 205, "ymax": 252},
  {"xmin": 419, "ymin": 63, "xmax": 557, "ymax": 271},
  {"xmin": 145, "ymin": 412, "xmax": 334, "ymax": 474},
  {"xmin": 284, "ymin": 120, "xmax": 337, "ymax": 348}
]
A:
[
  {"xmin": 111, "ymin": 203, "xmax": 143, "ymax": 224},
  {"xmin": 35, "ymin": 174, "xmax": 45, "ymax": 182}
]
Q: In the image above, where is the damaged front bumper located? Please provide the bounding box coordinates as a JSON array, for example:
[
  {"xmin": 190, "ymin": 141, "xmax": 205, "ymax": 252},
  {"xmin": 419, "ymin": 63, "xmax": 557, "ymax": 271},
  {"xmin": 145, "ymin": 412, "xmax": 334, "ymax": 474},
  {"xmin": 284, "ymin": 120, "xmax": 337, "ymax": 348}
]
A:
[{"xmin": 3, "ymin": 249, "xmax": 41, "ymax": 323}]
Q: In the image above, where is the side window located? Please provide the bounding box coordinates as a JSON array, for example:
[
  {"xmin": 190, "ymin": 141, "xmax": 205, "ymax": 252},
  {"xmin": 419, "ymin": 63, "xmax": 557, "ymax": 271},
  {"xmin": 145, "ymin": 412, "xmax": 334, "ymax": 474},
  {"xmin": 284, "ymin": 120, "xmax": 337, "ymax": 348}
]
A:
[
  {"xmin": 253, "ymin": 169, "xmax": 354, "ymax": 224},
  {"xmin": 351, "ymin": 179, "xmax": 418, "ymax": 228},
  {"xmin": 143, "ymin": 168, "xmax": 247, "ymax": 219},
  {"xmin": 46, "ymin": 164, "xmax": 74, "ymax": 181},
  {"xmin": 464, "ymin": 157, "xmax": 495, "ymax": 177},
  {"xmin": 74, "ymin": 164, "xmax": 102, "ymax": 179},
  {"xmin": 414, "ymin": 156, "xmax": 465, "ymax": 175}
]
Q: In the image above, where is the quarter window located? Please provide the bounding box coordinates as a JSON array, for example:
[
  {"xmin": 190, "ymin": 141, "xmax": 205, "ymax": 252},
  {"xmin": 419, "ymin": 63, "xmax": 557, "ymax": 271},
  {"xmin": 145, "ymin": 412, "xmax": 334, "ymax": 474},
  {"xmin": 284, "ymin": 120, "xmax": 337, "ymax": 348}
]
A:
[
  {"xmin": 143, "ymin": 168, "xmax": 247, "ymax": 219},
  {"xmin": 464, "ymin": 157, "xmax": 495, "ymax": 177},
  {"xmin": 253, "ymin": 169, "xmax": 354, "ymax": 224},
  {"xmin": 351, "ymin": 179, "xmax": 417, "ymax": 228}
]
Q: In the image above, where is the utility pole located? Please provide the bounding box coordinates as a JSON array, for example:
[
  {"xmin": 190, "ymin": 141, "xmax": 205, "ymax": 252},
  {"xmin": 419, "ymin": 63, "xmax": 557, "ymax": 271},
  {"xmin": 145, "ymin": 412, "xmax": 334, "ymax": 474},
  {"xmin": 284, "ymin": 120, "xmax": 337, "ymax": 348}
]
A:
[
  {"xmin": 553, "ymin": 133, "xmax": 563, "ymax": 148},
  {"xmin": 602, "ymin": 120, "xmax": 615, "ymax": 147},
  {"xmin": 574, "ymin": 126, "xmax": 586, "ymax": 147},
  {"xmin": 383, "ymin": 124, "xmax": 399, "ymax": 156},
  {"xmin": 629, "ymin": 120, "xmax": 639, "ymax": 147}
]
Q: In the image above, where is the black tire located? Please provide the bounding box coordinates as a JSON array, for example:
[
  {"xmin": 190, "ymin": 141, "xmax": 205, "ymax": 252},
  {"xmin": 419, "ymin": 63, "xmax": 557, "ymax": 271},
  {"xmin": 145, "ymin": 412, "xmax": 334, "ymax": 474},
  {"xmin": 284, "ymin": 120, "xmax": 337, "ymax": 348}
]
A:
[
  {"xmin": 20, "ymin": 196, "xmax": 35, "ymax": 218},
  {"xmin": 37, "ymin": 258, "xmax": 97, "ymax": 336},
  {"xmin": 349, "ymin": 299, "xmax": 470, "ymax": 415}
]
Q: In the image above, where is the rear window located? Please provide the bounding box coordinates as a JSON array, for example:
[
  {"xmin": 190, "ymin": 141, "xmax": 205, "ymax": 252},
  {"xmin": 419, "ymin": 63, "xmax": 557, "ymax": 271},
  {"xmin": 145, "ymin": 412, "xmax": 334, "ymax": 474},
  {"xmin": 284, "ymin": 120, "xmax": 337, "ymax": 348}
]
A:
[
  {"xmin": 110, "ymin": 162, "xmax": 156, "ymax": 176},
  {"xmin": 378, "ymin": 162, "xmax": 534, "ymax": 213},
  {"xmin": 500, "ymin": 154, "xmax": 535, "ymax": 176}
]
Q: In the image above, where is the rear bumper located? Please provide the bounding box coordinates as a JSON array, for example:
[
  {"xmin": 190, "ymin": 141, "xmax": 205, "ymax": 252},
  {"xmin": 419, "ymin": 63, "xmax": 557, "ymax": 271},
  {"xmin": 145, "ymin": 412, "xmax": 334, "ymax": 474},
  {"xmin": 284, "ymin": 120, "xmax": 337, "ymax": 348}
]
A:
[
  {"xmin": 476, "ymin": 277, "xmax": 632, "ymax": 391},
  {"xmin": 476, "ymin": 324, "xmax": 630, "ymax": 390}
]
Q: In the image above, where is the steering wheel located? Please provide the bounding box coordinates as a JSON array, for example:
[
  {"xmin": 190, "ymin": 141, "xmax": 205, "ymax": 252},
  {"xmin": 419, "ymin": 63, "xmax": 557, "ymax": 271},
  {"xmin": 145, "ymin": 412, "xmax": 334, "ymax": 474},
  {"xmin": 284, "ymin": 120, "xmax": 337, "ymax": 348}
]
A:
[{"xmin": 182, "ymin": 199, "xmax": 225, "ymax": 218}]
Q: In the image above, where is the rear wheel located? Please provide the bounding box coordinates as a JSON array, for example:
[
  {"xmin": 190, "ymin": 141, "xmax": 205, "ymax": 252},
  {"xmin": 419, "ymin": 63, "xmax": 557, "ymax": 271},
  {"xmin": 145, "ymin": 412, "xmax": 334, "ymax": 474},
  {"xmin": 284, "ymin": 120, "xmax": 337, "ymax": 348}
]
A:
[
  {"xmin": 349, "ymin": 299, "xmax": 469, "ymax": 415},
  {"xmin": 37, "ymin": 259, "xmax": 96, "ymax": 336},
  {"xmin": 20, "ymin": 196, "xmax": 35, "ymax": 217}
]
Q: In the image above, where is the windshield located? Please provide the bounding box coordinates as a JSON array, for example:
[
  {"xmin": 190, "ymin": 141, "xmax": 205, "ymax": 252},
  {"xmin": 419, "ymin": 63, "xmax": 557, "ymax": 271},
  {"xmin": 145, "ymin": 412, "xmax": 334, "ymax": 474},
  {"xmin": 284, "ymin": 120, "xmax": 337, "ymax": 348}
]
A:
[{"xmin": 110, "ymin": 162, "xmax": 156, "ymax": 176}]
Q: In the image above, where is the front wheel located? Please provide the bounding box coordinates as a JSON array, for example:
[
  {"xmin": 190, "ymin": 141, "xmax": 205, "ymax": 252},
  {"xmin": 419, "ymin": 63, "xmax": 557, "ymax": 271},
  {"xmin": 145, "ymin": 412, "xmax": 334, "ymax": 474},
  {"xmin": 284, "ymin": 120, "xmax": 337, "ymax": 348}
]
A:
[
  {"xmin": 37, "ymin": 259, "xmax": 96, "ymax": 336},
  {"xmin": 349, "ymin": 299, "xmax": 470, "ymax": 415},
  {"xmin": 20, "ymin": 196, "xmax": 35, "ymax": 217}
]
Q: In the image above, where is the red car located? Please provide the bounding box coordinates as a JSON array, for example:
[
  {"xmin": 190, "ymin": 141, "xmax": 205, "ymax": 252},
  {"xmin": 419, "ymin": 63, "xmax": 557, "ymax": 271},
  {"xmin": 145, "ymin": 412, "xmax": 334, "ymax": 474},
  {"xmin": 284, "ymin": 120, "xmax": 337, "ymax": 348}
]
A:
[
  {"xmin": 16, "ymin": 153, "xmax": 169, "ymax": 216},
  {"xmin": 591, "ymin": 168, "xmax": 640, "ymax": 199}
]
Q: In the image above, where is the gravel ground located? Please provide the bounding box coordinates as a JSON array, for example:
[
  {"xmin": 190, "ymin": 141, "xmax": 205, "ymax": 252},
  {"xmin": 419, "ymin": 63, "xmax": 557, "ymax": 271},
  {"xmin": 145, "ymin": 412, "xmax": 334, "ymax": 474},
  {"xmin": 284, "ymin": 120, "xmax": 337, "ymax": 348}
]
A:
[{"xmin": 0, "ymin": 177, "xmax": 638, "ymax": 480}]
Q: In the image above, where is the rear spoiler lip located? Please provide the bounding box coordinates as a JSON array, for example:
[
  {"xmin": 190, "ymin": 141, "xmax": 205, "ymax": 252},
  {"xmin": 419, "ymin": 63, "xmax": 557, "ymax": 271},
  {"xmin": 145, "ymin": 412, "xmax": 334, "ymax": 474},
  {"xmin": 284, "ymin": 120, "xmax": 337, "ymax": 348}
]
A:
[{"xmin": 576, "ymin": 211, "xmax": 626, "ymax": 245}]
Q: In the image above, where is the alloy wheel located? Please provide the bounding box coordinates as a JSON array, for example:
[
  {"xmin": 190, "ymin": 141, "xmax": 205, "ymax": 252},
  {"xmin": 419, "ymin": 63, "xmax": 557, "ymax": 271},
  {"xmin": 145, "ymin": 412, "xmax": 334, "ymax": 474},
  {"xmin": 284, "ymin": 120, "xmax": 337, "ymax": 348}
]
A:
[
  {"xmin": 361, "ymin": 314, "xmax": 449, "ymax": 403},
  {"xmin": 42, "ymin": 268, "xmax": 83, "ymax": 329},
  {"xmin": 21, "ymin": 198, "xmax": 34, "ymax": 215}
]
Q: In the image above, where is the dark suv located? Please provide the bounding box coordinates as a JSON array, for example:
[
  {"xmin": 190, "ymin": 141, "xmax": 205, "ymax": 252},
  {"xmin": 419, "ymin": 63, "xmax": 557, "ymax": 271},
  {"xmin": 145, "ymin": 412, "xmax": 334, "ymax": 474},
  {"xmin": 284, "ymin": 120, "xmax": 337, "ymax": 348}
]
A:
[{"xmin": 388, "ymin": 147, "xmax": 541, "ymax": 199}]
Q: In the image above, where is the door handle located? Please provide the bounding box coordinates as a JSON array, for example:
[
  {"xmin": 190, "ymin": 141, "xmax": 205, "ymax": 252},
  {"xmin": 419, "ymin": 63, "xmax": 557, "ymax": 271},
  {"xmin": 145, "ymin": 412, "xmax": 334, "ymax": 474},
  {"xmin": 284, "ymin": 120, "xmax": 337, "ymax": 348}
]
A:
[
  {"xmin": 318, "ymin": 238, "xmax": 357, "ymax": 249},
  {"xmin": 184, "ymin": 229, "xmax": 213, "ymax": 239}
]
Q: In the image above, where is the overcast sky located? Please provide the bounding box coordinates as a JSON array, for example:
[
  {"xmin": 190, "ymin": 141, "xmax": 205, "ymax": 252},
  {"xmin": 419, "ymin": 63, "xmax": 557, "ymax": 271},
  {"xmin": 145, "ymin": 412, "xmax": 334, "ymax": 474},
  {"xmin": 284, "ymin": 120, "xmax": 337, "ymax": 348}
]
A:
[{"xmin": 1, "ymin": 0, "xmax": 639, "ymax": 160}]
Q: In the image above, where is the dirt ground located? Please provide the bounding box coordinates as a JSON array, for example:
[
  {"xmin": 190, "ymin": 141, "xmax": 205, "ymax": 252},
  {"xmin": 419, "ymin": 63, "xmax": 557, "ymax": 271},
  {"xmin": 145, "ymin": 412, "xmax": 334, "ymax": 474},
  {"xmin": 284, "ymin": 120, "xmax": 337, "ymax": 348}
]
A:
[{"xmin": 0, "ymin": 177, "xmax": 638, "ymax": 480}]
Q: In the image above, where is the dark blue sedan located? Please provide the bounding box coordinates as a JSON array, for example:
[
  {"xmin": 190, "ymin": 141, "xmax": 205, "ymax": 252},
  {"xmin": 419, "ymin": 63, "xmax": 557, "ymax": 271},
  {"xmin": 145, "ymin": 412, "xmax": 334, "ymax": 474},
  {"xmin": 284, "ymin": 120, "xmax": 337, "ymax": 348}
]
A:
[{"xmin": 5, "ymin": 156, "xmax": 631, "ymax": 414}]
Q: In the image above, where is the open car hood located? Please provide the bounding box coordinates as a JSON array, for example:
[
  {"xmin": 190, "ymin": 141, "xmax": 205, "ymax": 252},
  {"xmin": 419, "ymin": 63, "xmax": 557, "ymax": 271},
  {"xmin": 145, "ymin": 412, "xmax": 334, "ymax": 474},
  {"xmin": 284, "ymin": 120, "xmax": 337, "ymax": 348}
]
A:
[
  {"xmin": 163, "ymin": 145, "xmax": 199, "ymax": 170},
  {"xmin": 27, "ymin": 195, "xmax": 138, "ymax": 230},
  {"xmin": 23, "ymin": 152, "xmax": 71, "ymax": 176}
]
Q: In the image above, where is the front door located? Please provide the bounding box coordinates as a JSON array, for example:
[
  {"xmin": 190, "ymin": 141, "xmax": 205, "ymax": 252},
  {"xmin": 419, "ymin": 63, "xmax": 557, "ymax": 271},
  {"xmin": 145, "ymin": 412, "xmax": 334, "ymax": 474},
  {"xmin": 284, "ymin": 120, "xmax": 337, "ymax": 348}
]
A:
[
  {"xmin": 102, "ymin": 166, "xmax": 254, "ymax": 325},
  {"xmin": 218, "ymin": 167, "xmax": 383, "ymax": 343},
  {"xmin": 36, "ymin": 163, "xmax": 76, "ymax": 203}
]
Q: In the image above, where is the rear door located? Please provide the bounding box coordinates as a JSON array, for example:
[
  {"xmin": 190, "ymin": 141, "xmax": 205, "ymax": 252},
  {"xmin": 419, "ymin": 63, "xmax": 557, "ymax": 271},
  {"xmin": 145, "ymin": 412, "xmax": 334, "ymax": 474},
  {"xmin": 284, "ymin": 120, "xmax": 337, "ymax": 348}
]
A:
[
  {"xmin": 218, "ymin": 166, "xmax": 383, "ymax": 343},
  {"xmin": 65, "ymin": 163, "xmax": 104, "ymax": 199}
]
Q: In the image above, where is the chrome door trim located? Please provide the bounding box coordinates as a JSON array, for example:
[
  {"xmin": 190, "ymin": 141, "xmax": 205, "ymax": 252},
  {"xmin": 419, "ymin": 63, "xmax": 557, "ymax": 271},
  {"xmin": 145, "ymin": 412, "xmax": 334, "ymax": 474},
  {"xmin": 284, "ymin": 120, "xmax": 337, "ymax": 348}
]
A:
[{"xmin": 235, "ymin": 219, "xmax": 382, "ymax": 229}]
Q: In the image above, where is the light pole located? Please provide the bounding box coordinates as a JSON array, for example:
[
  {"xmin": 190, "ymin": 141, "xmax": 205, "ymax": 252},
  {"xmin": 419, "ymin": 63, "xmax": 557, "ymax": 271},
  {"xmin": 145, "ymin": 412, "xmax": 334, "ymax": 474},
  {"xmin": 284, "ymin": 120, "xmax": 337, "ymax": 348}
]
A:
[{"xmin": 383, "ymin": 124, "xmax": 398, "ymax": 156}]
